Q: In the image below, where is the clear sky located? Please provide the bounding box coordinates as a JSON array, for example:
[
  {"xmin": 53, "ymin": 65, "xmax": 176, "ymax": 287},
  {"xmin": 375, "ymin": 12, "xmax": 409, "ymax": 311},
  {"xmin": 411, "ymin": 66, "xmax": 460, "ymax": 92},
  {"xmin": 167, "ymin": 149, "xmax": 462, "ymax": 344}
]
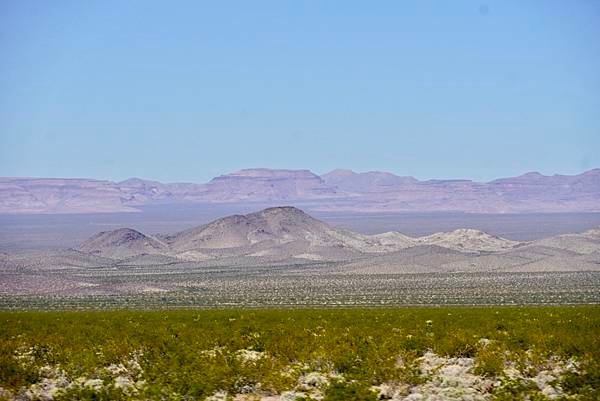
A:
[{"xmin": 1, "ymin": 1, "xmax": 599, "ymax": 183}]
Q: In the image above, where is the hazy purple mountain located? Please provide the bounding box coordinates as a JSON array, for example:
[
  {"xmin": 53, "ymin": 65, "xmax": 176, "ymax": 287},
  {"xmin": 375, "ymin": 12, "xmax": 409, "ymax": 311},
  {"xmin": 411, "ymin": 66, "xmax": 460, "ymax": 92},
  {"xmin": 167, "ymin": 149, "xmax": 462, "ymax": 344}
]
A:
[
  {"xmin": 0, "ymin": 177, "xmax": 136, "ymax": 213},
  {"xmin": 199, "ymin": 169, "xmax": 340, "ymax": 201},
  {"xmin": 1, "ymin": 168, "xmax": 599, "ymax": 214},
  {"xmin": 117, "ymin": 178, "xmax": 176, "ymax": 204},
  {"xmin": 118, "ymin": 169, "xmax": 340, "ymax": 203},
  {"xmin": 317, "ymin": 168, "xmax": 600, "ymax": 213},
  {"xmin": 321, "ymin": 169, "xmax": 418, "ymax": 193}
]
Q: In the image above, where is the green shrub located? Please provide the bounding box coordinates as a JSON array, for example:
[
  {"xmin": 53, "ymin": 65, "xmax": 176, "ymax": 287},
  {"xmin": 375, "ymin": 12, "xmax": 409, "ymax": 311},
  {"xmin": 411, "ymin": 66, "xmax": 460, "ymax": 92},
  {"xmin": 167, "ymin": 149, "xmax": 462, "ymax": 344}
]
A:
[
  {"xmin": 54, "ymin": 386, "xmax": 129, "ymax": 401},
  {"xmin": 559, "ymin": 358, "xmax": 600, "ymax": 400},
  {"xmin": 323, "ymin": 380, "xmax": 378, "ymax": 401},
  {"xmin": 434, "ymin": 331, "xmax": 478, "ymax": 358},
  {"xmin": 491, "ymin": 378, "xmax": 545, "ymax": 401},
  {"xmin": 474, "ymin": 347, "xmax": 505, "ymax": 377}
]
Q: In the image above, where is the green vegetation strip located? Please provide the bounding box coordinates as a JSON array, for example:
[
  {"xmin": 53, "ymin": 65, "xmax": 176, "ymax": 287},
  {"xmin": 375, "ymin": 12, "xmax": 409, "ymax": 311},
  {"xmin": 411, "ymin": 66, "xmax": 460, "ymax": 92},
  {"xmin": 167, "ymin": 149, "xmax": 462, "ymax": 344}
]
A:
[{"xmin": 1, "ymin": 307, "xmax": 599, "ymax": 400}]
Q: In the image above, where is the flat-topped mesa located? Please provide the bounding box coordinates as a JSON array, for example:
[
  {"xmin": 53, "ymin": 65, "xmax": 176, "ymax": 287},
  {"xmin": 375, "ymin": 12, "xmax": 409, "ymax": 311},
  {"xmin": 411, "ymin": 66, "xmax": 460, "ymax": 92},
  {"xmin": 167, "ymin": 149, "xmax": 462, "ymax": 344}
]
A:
[
  {"xmin": 79, "ymin": 228, "xmax": 167, "ymax": 258},
  {"xmin": 321, "ymin": 169, "xmax": 418, "ymax": 193},
  {"xmin": 203, "ymin": 169, "xmax": 339, "ymax": 201},
  {"xmin": 219, "ymin": 168, "xmax": 319, "ymax": 179}
]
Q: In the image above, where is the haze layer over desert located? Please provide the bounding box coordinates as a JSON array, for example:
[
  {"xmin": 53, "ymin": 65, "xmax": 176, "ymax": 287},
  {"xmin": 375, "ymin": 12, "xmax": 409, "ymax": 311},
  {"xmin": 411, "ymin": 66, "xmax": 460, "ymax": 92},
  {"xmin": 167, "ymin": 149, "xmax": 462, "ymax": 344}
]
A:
[{"xmin": 2, "ymin": 1, "xmax": 600, "ymax": 400}]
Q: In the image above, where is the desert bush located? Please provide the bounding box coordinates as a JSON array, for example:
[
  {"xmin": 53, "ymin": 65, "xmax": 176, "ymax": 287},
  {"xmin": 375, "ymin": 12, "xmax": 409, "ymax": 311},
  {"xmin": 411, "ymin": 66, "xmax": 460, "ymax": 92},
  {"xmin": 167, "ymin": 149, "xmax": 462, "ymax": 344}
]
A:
[
  {"xmin": 0, "ymin": 306, "xmax": 598, "ymax": 399},
  {"xmin": 323, "ymin": 380, "xmax": 378, "ymax": 401},
  {"xmin": 474, "ymin": 347, "xmax": 505, "ymax": 377}
]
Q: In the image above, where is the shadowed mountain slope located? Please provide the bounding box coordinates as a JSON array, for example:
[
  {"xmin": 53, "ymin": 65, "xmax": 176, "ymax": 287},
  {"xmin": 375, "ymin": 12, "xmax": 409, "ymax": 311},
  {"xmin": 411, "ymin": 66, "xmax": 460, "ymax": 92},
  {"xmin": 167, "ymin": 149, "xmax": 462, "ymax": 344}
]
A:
[{"xmin": 79, "ymin": 228, "xmax": 168, "ymax": 258}]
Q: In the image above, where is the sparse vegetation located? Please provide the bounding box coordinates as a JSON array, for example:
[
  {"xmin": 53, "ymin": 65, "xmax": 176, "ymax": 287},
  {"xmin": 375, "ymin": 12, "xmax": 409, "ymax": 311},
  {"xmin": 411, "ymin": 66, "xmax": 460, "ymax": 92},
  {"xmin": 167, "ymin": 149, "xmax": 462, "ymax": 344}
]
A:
[
  {"xmin": 0, "ymin": 306, "xmax": 598, "ymax": 400},
  {"xmin": 2, "ymin": 270, "xmax": 599, "ymax": 310}
]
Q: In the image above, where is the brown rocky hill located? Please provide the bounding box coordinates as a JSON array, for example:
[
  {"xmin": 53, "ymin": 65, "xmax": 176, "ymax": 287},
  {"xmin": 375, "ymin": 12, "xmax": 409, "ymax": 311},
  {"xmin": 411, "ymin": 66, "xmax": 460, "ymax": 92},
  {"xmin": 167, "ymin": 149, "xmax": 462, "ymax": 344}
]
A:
[{"xmin": 79, "ymin": 228, "xmax": 168, "ymax": 258}]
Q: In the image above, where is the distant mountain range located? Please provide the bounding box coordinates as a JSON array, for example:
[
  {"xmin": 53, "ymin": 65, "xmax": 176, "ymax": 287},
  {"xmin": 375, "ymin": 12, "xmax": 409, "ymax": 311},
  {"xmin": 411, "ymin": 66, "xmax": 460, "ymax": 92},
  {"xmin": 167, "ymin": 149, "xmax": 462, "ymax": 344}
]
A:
[
  {"xmin": 1, "ymin": 168, "xmax": 599, "ymax": 214},
  {"xmin": 3, "ymin": 207, "xmax": 599, "ymax": 276}
]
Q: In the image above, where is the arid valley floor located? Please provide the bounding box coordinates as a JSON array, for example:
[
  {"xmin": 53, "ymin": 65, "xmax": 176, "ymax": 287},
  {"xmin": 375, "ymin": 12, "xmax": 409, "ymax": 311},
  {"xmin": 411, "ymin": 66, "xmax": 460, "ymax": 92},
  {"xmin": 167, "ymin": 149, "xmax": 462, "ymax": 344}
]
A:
[
  {"xmin": 1, "ymin": 206, "xmax": 599, "ymax": 401},
  {"xmin": 1, "ymin": 206, "xmax": 599, "ymax": 309}
]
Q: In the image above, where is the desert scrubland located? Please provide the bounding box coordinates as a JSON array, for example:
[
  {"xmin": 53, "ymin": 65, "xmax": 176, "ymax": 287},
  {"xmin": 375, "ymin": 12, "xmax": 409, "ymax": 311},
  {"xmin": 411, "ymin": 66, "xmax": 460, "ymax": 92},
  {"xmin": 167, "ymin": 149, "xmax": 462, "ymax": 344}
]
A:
[{"xmin": 1, "ymin": 307, "xmax": 599, "ymax": 401}]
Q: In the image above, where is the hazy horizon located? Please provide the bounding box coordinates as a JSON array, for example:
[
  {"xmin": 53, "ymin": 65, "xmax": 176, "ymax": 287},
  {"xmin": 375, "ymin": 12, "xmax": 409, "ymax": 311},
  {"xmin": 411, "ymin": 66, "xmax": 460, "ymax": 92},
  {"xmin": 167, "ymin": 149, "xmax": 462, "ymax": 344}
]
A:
[
  {"xmin": 1, "ymin": 165, "xmax": 599, "ymax": 184},
  {"xmin": 2, "ymin": 1, "xmax": 599, "ymax": 183}
]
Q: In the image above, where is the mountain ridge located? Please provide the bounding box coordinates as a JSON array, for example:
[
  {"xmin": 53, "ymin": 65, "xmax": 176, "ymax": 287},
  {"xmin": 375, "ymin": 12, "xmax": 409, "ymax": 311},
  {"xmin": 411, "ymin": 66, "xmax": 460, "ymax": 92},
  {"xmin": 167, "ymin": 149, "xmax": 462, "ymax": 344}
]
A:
[
  {"xmin": 1, "ymin": 168, "xmax": 599, "ymax": 214},
  {"xmin": 75, "ymin": 206, "xmax": 598, "ymax": 264},
  {"xmin": 3, "ymin": 207, "xmax": 599, "ymax": 278}
]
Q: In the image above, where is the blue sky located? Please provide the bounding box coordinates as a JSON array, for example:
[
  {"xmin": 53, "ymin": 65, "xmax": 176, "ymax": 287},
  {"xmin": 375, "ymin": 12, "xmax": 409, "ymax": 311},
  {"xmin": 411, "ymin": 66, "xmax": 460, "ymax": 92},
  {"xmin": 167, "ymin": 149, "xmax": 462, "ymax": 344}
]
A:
[{"xmin": 1, "ymin": 1, "xmax": 599, "ymax": 183}]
